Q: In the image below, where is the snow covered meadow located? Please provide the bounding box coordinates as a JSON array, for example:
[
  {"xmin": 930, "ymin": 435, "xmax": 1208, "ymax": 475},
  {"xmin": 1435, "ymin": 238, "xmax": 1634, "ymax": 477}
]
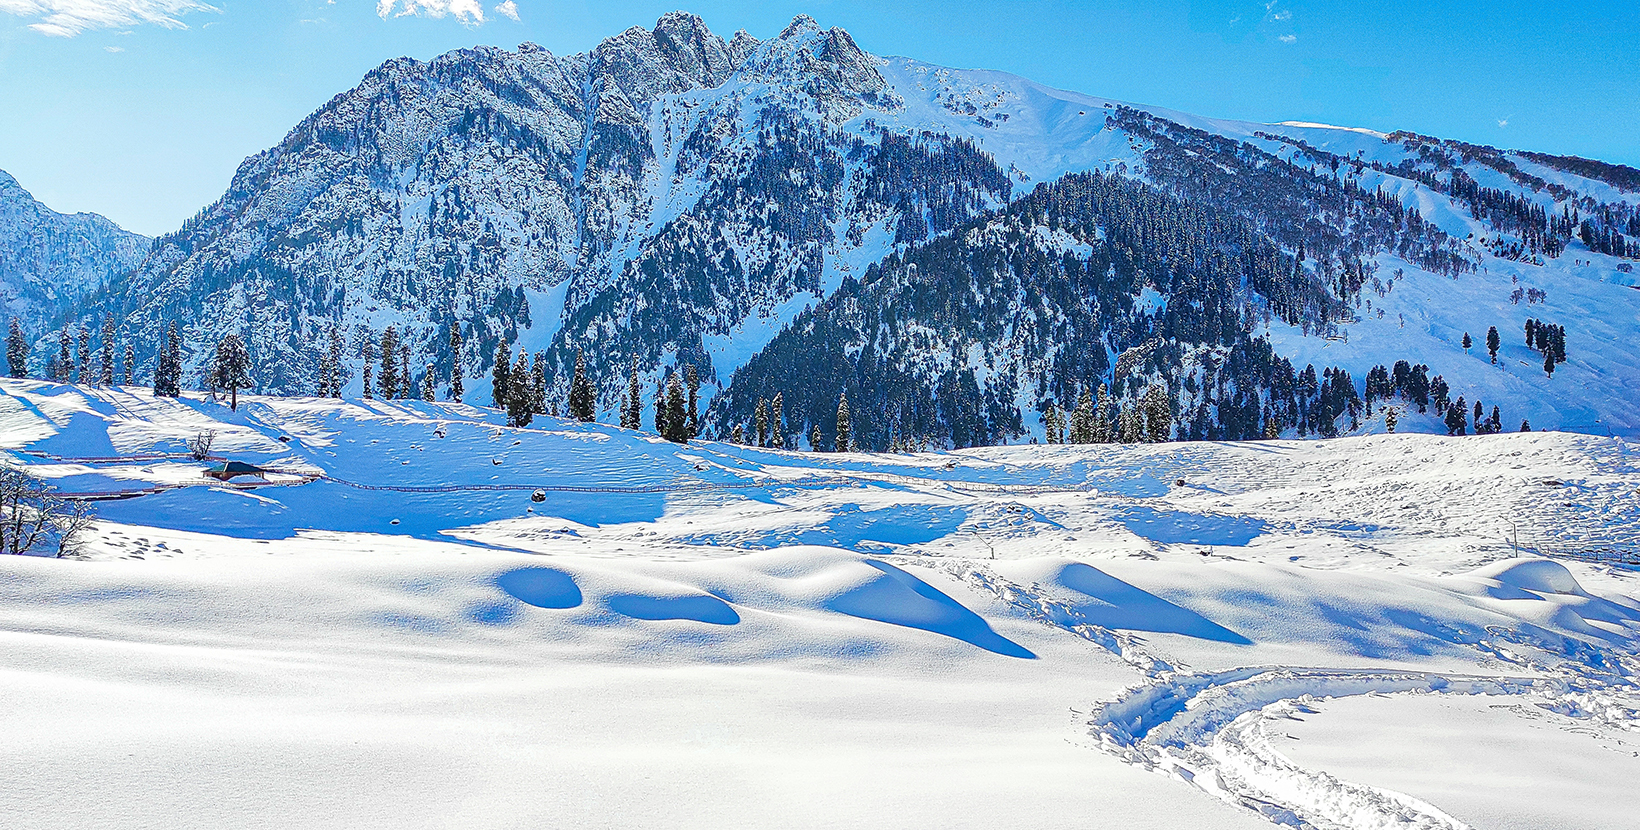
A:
[{"xmin": 3, "ymin": 379, "xmax": 1639, "ymax": 829}]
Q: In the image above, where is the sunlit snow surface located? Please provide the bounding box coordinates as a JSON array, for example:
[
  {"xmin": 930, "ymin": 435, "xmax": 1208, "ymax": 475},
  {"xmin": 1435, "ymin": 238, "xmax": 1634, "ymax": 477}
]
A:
[{"xmin": 3, "ymin": 380, "xmax": 1640, "ymax": 829}]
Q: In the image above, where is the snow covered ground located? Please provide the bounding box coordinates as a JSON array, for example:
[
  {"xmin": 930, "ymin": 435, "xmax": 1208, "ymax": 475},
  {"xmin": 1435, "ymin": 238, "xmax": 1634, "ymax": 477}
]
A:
[{"xmin": 2, "ymin": 380, "xmax": 1638, "ymax": 829}]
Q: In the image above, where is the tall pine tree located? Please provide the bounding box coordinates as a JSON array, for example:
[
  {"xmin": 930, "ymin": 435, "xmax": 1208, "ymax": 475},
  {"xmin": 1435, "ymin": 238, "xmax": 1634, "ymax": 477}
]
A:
[
  {"xmin": 568, "ymin": 348, "xmax": 595, "ymax": 422},
  {"xmin": 448, "ymin": 321, "xmax": 464, "ymax": 402},
  {"xmin": 835, "ymin": 392, "xmax": 851, "ymax": 452},
  {"xmin": 507, "ymin": 352, "xmax": 534, "ymax": 427},
  {"xmin": 492, "ymin": 340, "xmax": 511, "ymax": 409},
  {"xmin": 99, "ymin": 319, "xmax": 114, "ymax": 386},
  {"xmin": 208, "ymin": 334, "xmax": 252, "ymax": 411},
  {"xmin": 6, "ymin": 319, "xmax": 27, "ymax": 379},
  {"xmin": 377, "ymin": 326, "xmax": 400, "ymax": 399}
]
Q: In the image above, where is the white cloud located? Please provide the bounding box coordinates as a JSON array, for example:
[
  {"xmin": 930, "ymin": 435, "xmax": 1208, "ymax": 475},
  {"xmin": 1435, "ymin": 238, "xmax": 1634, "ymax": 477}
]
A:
[
  {"xmin": 1278, "ymin": 34, "xmax": 1297, "ymax": 43},
  {"xmin": 494, "ymin": 0, "xmax": 517, "ymax": 22},
  {"xmin": 0, "ymin": 0, "xmax": 219, "ymax": 37},
  {"xmin": 103, "ymin": 44, "xmax": 121, "ymax": 51},
  {"xmin": 1272, "ymin": 9, "xmax": 1292, "ymax": 21},
  {"xmin": 376, "ymin": 0, "xmax": 484, "ymax": 25},
  {"xmin": 1497, "ymin": 118, "xmax": 1510, "ymax": 128}
]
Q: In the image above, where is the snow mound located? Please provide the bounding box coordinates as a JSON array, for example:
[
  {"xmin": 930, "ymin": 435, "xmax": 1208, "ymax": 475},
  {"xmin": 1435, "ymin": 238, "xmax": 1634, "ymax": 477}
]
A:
[{"xmin": 1470, "ymin": 558, "xmax": 1585, "ymax": 596}]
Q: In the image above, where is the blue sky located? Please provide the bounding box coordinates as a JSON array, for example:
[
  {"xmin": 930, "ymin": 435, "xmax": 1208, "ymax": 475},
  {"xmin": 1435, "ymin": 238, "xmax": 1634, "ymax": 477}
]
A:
[{"xmin": 1, "ymin": 0, "xmax": 1635, "ymax": 237}]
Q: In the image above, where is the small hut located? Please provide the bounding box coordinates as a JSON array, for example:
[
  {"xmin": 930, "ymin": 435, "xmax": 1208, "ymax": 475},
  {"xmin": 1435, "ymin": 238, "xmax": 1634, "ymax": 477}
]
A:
[{"xmin": 204, "ymin": 461, "xmax": 269, "ymax": 482}]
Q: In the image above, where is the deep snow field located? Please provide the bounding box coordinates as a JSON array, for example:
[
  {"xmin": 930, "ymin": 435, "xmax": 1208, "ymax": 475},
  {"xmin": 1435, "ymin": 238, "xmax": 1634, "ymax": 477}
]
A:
[{"xmin": 3, "ymin": 380, "xmax": 1640, "ymax": 830}]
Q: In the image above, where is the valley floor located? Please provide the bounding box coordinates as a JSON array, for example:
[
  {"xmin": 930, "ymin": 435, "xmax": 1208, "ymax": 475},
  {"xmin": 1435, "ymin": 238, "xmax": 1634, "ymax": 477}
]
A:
[{"xmin": 2, "ymin": 380, "xmax": 1638, "ymax": 829}]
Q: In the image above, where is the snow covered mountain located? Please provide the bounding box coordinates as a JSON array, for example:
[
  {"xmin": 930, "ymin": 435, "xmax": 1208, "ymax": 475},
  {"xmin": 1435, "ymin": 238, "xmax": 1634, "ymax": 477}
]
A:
[
  {"xmin": 0, "ymin": 169, "xmax": 148, "ymax": 333},
  {"xmin": 71, "ymin": 12, "xmax": 1640, "ymax": 444}
]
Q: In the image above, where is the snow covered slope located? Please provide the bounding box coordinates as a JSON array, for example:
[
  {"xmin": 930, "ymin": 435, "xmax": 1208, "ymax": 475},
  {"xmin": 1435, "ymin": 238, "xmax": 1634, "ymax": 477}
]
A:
[
  {"xmin": 2, "ymin": 380, "xmax": 1638, "ymax": 829},
  {"xmin": 60, "ymin": 12, "xmax": 1640, "ymax": 448},
  {"xmin": 0, "ymin": 169, "xmax": 148, "ymax": 334}
]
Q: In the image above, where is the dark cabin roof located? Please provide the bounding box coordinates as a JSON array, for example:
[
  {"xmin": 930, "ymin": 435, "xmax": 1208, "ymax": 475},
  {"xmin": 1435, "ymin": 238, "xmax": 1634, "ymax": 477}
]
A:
[{"xmin": 208, "ymin": 461, "xmax": 266, "ymax": 474}]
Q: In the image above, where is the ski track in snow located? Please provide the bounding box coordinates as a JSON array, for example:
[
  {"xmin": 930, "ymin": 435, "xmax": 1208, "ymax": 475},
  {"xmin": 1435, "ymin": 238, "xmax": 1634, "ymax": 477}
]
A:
[{"xmin": 4, "ymin": 380, "xmax": 1640, "ymax": 829}]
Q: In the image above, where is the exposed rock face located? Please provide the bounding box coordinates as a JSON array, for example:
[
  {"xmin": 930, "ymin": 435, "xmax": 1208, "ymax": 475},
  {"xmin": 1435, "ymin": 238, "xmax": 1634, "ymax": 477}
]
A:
[{"xmin": 0, "ymin": 170, "xmax": 148, "ymax": 334}]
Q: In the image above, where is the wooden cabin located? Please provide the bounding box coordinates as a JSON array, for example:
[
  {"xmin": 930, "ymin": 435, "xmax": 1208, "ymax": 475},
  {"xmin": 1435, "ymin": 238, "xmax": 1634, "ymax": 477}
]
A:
[{"xmin": 204, "ymin": 461, "xmax": 269, "ymax": 482}]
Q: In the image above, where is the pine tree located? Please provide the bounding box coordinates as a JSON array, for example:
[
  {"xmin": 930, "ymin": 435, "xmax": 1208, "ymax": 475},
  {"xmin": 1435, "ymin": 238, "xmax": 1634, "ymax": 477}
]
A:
[
  {"xmin": 378, "ymin": 326, "xmax": 399, "ymax": 399},
  {"xmin": 1520, "ymin": 419, "xmax": 1531, "ymax": 432},
  {"xmin": 323, "ymin": 324, "xmax": 345, "ymax": 397},
  {"xmin": 835, "ymin": 392, "xmax": 851, "ymax": 452},
  {"xmin": 754, "ymin": 398, "xmax": 769, "ymax": 447},
  {"xmin": 1070, "ymin": 387, "xmax": 1093, "ymax": 444},
  {"xmin": 809, "ymin": 423, "xmax": 821, "ymax": 451},
  {"xmin": 399, "ymin": 344, "xmax": 411, "ymax": 401},
  {"xmin": 1118, "ymin": 402, "xmax": 1143, "ymax": 443},
  {"xmin": 6, "ymin": 319, "xmax": 27, "ymax": 378},
  {"xmin": 422, "ymin": 363, "xmax": 435, "ymax": 401},
  {"xmin": 1142, "ymin": 385, "xmax": 1170, "ymax": 443},
  {"xmin": 99, "ymin": 319, "xmax": 114, "ymax": 386},
  {"xmin": 122, "ymin": 341, "xmax": 133, "ymax": 385},
  {"xmin": 507, "ymin": 352, "xmax": 533, "ymax": 427},
  {"xmin": 153, "ymin": 322, "xmax": 182, "ymax": 397},
  {"xmin": 1263, "ymin": 413, "xmax": 1281, "ymax": 439},
  {"xmin": 664, "ymin": 373, "xmax": 688, "ymax": 443},
  {"xmin": 448, "ymin": 321, "xmax": 464, "ymax": 402},
  {"xmin": 622, "ymin": 364, "xmax": 641, "ymax": 429},
  {"xmin": 687, "ymin": 365, "xmax": 701, "ymax": 440},
  {"xmin": 531, "ymin": 352, "xmax": 547, "ymax": 415},
  {"xmin": 492, "ymin": 340, "xmax": 511, "ymax": 409},
  {"xmin": 76, "ymin": 326, "xmax": 90, "ymax": 386},
  {"xmin": 1462, "ymin": 331, "xmax": 1472, "ymax": 350},
  {"xmin": 208, "ymin": 333, "xmax": 252, "ymax": 411},
  {"xmin": 1043, "ymin": 402, "xmax": 1062, "ymax": 444},
  {"xmin": 568, "ymin": 348, "xmax": 595, "ymax": 421},
  {"xmin": 1384, "ymin": 407, "xmax": 1398, "ymax": 433},
  {"xmin": 1489, "ymin": 405, "xmax": 1502, "ymax": 434},
  {"xmin": 1094, "ymin": 383, "xmax": 1116, "ymax": 443},
  {"xmin": 361, "ymin": 334, "xmax": 376, "ymax": 400},
  {"xmin": 732, "ymin": 424, "xmax": 745, "ymax": 445},
  {"xmin": 56, "ymin": 329, "xmax": 72, "ymax": 383},
  {"xmin": 653, "ymin": 378, "xmax": 667, "ymax": 436},
  {"xmin": 1486, "ymin": 326, "xmax": 1500, "ymax": 364}
]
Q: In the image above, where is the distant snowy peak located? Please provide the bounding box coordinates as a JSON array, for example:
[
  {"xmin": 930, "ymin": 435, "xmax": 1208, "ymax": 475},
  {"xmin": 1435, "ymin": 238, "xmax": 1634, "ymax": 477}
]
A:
[
  {"xmin": 68, "ymin": 11, "xmax": 1640, "ymax": 449},
  {"xmin": 0, "ymin": 169, "xmax": 148, "ymax": 333}
]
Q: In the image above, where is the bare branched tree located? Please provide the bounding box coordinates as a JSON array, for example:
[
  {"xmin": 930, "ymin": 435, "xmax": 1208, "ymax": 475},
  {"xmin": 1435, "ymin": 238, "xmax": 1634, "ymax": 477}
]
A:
[
  {"xmin": 187, "ymin": 430, "xmax": 216, "ymax": 462},
  {"xmin": 0, "ymin": 467, "xmax": 95, "ymax": 557}
]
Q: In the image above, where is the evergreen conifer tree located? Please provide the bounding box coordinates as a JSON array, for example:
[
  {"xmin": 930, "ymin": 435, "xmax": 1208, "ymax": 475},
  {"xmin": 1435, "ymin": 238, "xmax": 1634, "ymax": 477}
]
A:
[
  {"xmin": 507, "ymin": 352, "xmax": 533, "ymax": 427},
  {"xmin": 687, "ymin": 366, "xmax": 701, "ymax": 440},
  {"xmin": 492, "ymin": 340, "xmax": 511, "ymax": 409},
  {"xmin": 835, "ymin": 392, "xmax": 851, "ymax": 452},
  {"xmin": 1070, "ymin": 388, "xmax": 1093, "ymax": 444},
  {"xmin": 568, "ymin": 349, "xmax": 595, "ymax": 421},
  {"xmin": 400, "ymin": 344, "xmax": 411, "ymax": 401},
  {"xmin": 1520, "ymin": 419, "xmax": 1531, "ymax": 432},
  {"xmin": 732, "ymin": 424, "xmax": 745, "ymax": 445},
  {"xmin": 1462, "ymin": 332, "xmax": 1472, "ymax": 350},
  {"xmin": 56, "ymin": 329, "xmax": 72, "ymax": 383},
  {"xmin": 809, "ymin": 423, "xmax": 821, "ymax": 451},
  {"xmin": 6, "ymin": 319, "xmax": 27, "ymax": 379},
  {"xmin": 422, "ymin": 363, "xmax": 436, "ymax": 401},
  {"xmin": 153, "ymin": 322, "xmax": 182, "ymax": 397},
  {"xmin": 1543, "ymin": 346, "xmax": 1555, "ymax": 378},
  {"xmin": 1094, "ymin": 384, "xmax": 1116, "ymax": 443},
  {"xmin": 1384, "ymin": 407, "xmax": 1398, "ymax": 433},
  {"xmin": 122, "ymin": 341, "xmax": 133, "ymax": 385},
  {"xmin": 653, "ymin": 378, "xmax": 668, "ymax": 436},
  {"xmin": 623, "ymin": 365, "xmax": 641, "ymax": 429},
  {"xmin": 754, "ymin": 398, "xmax": 769, "ymax": 447},
  {"xmin": 378, "ymin": 327, "xmax": 399, "ymax": 399},
  {"xmin": 1142, "ymin": 385, "xmax": 1171, "ymax": 443},
  {"xmin": 448, "ymin": 321, "xmax": 464, "ymax": 402},
  {"xmin": 208, "ymin": 334, "xmax": 252, "ymax": 411},
  {"xmin": 1486, "ymin": 326, "xmax": 1500, "ymax": 364},
  {"xmin": 361, "ymin": 335, "xmax": 375, "ymax": 401},
  {"xmin": 76, "ymin": 326, "xmax": 90, "ymax": 385},
  {"xmin": 100, "ymin": 319, "xmax": 114, "ymax": 386},
  {"xmin": 531, "ymin": 352, "xmax": 547, "ymax": 415},
  {"xmin": 664, "ymin": 374, "xmax": 688, "ymax": 443}
]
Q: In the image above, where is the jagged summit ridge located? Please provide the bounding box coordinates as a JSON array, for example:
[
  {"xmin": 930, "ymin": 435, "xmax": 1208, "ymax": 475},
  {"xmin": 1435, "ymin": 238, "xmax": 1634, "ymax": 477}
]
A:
[{"xmin": 51, "ymin": 11, "xmax": 1640, "ymax": 447}]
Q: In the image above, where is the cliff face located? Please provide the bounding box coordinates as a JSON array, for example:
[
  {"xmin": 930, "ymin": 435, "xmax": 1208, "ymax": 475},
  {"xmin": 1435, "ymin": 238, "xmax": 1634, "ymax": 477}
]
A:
[{"xmin": 0, "ymin": 169, "xmax": 148, "ymax": 334}]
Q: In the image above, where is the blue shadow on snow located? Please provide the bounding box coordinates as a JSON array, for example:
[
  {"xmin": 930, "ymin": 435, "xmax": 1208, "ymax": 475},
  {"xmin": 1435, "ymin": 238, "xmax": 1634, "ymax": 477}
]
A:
[
  {"xmin": 1057, "ymin": 563, "xmax": 1251, "ymax": 644},
  {"xmin": 606, "ymin": 593, "xmax": 740, "ymax": 625},
  {"xmin": 826, "ymin": 560, "xmax": 1035, "ymax": 658},
  {"xmin": 497, "ymin": 567, "xmax": 583, "ymax": 609},
  {"xmin": 1114, "ymin": 505, "xmax": 1266, "ymax": 546}
]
